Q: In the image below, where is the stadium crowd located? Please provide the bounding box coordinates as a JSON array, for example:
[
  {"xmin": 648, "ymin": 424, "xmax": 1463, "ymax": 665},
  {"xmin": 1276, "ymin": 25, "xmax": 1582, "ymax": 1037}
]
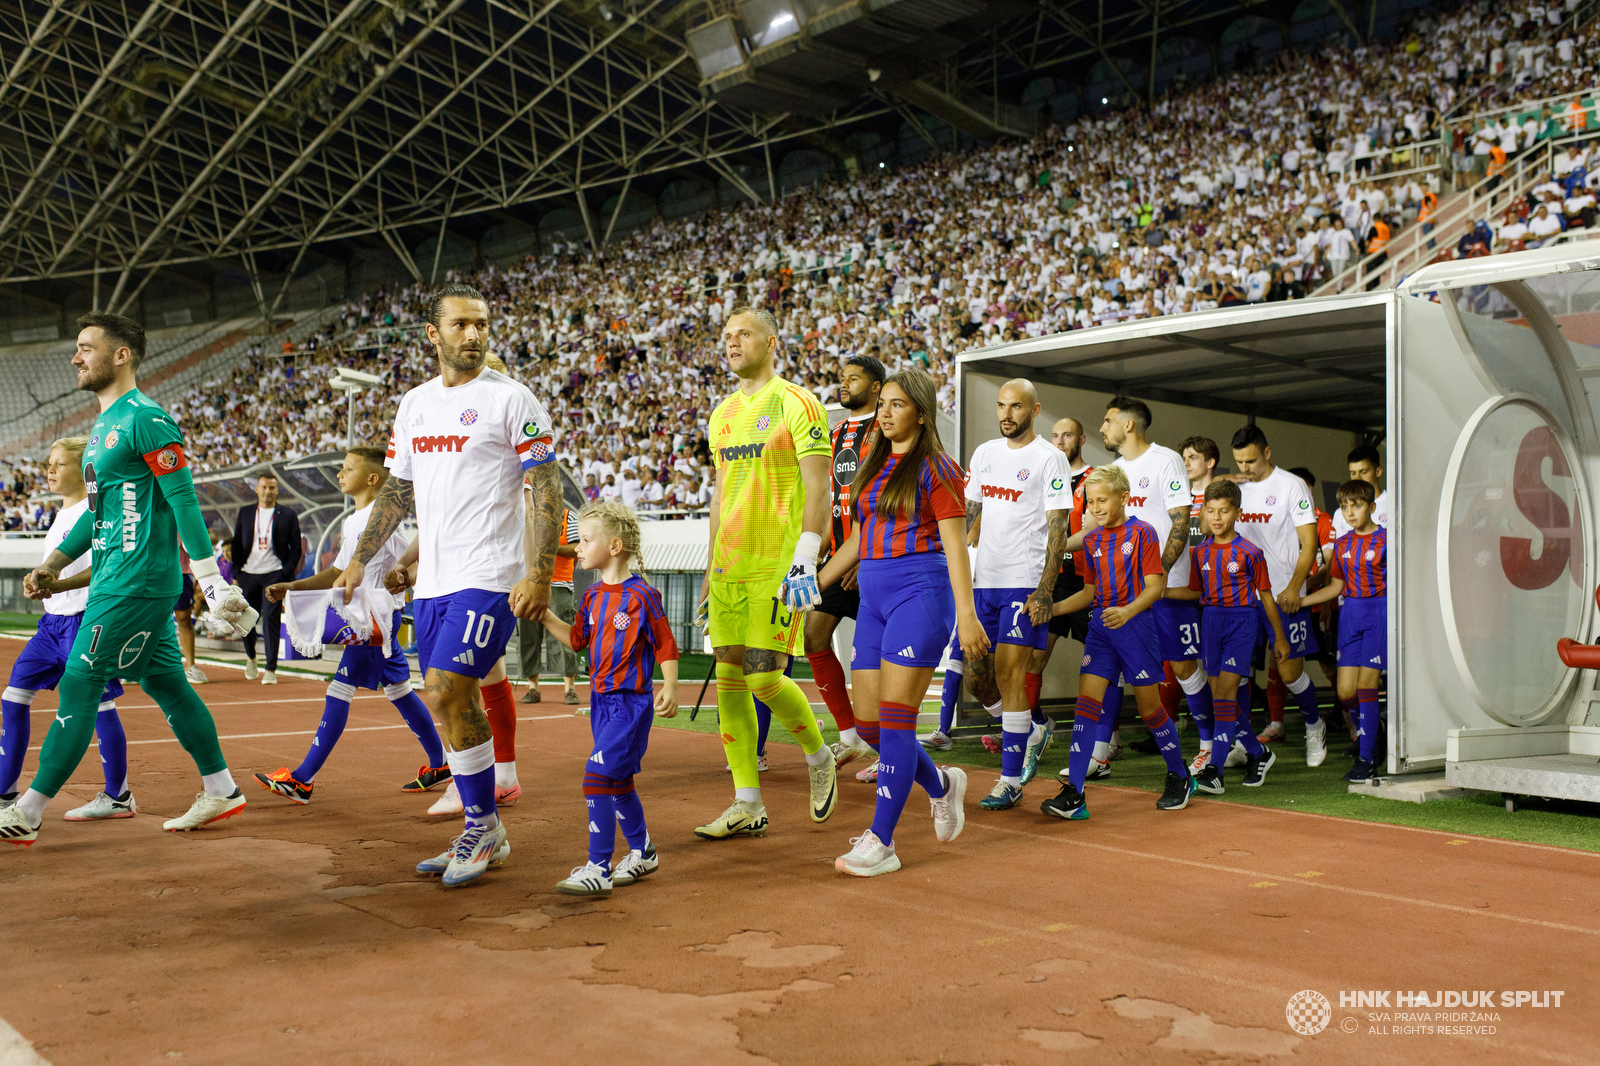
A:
[{"xmin": 3, "ymin": 1, "xmax": 1598, "ymax": 513}]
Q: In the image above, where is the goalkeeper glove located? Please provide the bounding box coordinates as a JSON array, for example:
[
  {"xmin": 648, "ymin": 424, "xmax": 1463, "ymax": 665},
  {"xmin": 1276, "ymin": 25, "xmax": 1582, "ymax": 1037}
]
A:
[
  {"xmin": 780, "ymin": 532, "xmax": 823, "ymax": 612},
  {"xmin": 191, "ymin": 556, "xmax": 260, "ymax": 640}
]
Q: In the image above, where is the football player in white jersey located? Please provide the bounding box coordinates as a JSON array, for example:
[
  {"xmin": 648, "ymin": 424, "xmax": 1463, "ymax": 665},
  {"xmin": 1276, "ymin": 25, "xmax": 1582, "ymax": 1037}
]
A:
[
  {"xmin": 1084, "ymin": 398, "xmax": 1213, "ymax": 767},
  {"xmin": 1330, "ymin": 444, "xmax": 1388, "ymax": 540},
  {"xmin": 966, "ymin": 379, "xmax": 1072, "ymax": 811},
  {"xmin": 1230, "ymin": 425, "xmax": 1328, "ymax": 767},
  {"xmin": 338, "ymin": 284, "xmax": 562, "ymax": 888},
  {"xmin": 2, "ymin": 436, "xmax": 133, "ymax": 821}
]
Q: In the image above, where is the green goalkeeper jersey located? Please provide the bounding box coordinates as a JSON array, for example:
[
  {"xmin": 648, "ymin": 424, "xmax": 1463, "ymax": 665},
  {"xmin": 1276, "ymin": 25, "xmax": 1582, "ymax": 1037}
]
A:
[{"xmin": 80, "ymin": 389, "xmax": 189, "ymax": 600}]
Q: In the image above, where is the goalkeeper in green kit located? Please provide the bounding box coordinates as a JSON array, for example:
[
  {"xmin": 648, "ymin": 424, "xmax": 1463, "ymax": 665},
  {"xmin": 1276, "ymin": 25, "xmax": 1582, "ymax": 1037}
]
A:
[{"xmin": 0, "ymin": 313, "xmax": 259, "ymax": 847}]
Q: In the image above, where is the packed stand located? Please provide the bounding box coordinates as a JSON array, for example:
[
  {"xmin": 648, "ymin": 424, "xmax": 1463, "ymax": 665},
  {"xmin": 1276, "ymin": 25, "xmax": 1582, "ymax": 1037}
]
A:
[{"xmin": 5, "ymin": 2, "xmax": 1598, "ymax": 496}]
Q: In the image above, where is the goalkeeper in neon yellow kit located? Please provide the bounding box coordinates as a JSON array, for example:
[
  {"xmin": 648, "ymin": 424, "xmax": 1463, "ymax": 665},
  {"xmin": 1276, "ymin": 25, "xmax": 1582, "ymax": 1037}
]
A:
[
  {"xmin": 1, "ymin": 313, "xmax": 258, "ymax": 848},
  {"xmin": 694, "ymin": 307, "xmax": 839, "ymax": 840}
]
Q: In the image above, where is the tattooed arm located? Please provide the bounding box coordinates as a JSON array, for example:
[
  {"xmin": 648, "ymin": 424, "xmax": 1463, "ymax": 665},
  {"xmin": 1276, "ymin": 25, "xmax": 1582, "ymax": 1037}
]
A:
[
  {"xmin": 510, "ymin": 462, "xmax": 560, "ymax": 620},
  {"xmin": 1161, "ymin": 505, "xmax": 1189, "ymax": 571},
  {"xmin": 334, "ymin": 475, "xmax": 414, "ymax": 605},
  {"xmin": 966, "ymin": 499, "xmax": 982, "ymax": 548},
  {"xmin": 1027, "ymin": 507, "xmax": 1071, "ymax": 624}
]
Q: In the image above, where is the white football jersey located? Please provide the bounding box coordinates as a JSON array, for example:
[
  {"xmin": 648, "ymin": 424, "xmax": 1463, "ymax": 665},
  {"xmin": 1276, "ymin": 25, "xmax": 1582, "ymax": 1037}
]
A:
[
  {"xmin": 964, "ymin": 435, "xmax": 1071, "ymax": 589},
  {"xmin": 1113, "ymin": 442, "xmax": 1192, "ymax": 586},
  {"xmin": 1331, "ymin": 488, "xmax": 1389, "ymax": 539},
  {"xmin": 335, "ymin": 502, "xmax": 413, "ymax": 589},
  {"xmin": 1235, "ymin": 465, "xmax": 1318, "ymax": 595},
  {"xmin": 386, "ymin": 367, "xmax": 556, "ymax": 598},
  {"xmin": 44, "ymin": 498, "xmax": 91, "ymax": 616}
]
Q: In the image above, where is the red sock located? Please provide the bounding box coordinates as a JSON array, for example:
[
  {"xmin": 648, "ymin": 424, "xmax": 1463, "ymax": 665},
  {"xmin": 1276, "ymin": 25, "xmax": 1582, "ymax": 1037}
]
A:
[
  {"xmin": 481, "ymin": 678, "xmax": 517, "ymax": 763},
  {"xmin": 806, "ymin": 651, "xmax": 854, "ymax": 731},
  {"xmin": 1266, "ymin": 664, "xmax": 1287, "ymax": 724},
  {"xmin": 1024, "ymin": 671, "xmax": 1043, "ymax": 715},
  {"xmin": 1159, "ymin": 662, "xmax": 1181, "ymax": 719}
]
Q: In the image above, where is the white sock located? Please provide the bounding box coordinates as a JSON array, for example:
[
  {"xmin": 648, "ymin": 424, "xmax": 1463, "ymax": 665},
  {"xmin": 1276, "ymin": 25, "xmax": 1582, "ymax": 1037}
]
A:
[
  {"xmin": 494, "ymin": 760, "xmax": 518, "ymax": 788},
  {"xmin": 1178, "ymin": 669, "xmax": 1209, "ymax": 695},
  {"xmin": 201, "ymin": 769, "xmax": 237, "ymax": 798},
  {"xmin": 984, "ymin": 699, "xmax": 1003, "ymax": 719},
  {"xmin": 1092, "ymin": 740, "xmax": 1111, "ymax": 761},
  {"xmin": 839, "ymin": 727, "xmax": 860, "ymax": 746},
  {"xmin": 803, "ymin": 747, "xmax": 830, "ymax": 766},
  {"xmin": 1286, "ymin": 672, "xmax": 1312, "ymax": 695},
  {"xmin": 1198, "ymin": 739, "xmax": 1213, "ymax": 752},
  {"xmin": 17, "ymin": 789, "xmax": 47, "ymax": 826},
  {"xmin": 1001, "ymin": 774, "xmax": 1022, "ymax": 787},
  {"xmin": 735, "ymin": 786, "xmax": 761, "ymax": 803},
  {"xmin": 468, "ymin": 812, "xmax": 500, "ymax": 830}
]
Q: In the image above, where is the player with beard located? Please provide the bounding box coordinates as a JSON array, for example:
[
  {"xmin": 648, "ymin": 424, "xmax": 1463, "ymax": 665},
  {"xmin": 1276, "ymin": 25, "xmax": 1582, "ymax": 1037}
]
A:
[
  {"xmin": 967, "ymin": 380, "xmax": 1072, "ymax": 811},
  {"xmin": 803, "ymin": 355, "xmax": 884, "ymax": 770},
  {"xmin": 2, "ymin": 313, "xmax": 258, "ymax": 846},
  {"xmin": 338, "ymin": 285, "xmax": 562, "ymax": 888}
]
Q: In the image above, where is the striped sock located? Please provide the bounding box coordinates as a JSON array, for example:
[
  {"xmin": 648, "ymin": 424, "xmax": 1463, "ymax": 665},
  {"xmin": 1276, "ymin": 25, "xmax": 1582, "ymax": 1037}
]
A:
[
  {"xmin": 1144, "ymin": 708, "xmax": 1189, "ymax": 775},
  {"xmin": 868, "ymin": 702, "xmax": 920, "ymax": 846},
  {"xmin": 1066, "ymin": 693, "xmax": 1101, "ymax": 790},
  {"xmin": 583, "ymin": 772, "xmax": 621, "ymax": 871}
]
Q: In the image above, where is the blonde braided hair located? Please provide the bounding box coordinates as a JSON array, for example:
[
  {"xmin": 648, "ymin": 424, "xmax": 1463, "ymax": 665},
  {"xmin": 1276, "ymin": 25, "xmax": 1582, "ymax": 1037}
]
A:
[{"xmin": 578, "ymin": 499, "xmax": 646, "ymax": 578}]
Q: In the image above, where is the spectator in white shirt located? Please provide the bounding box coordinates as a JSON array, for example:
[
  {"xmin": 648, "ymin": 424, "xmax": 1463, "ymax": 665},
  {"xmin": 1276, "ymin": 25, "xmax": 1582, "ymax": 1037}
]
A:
[{"xmin": 1528, "ymin": 204, "xmax": 1565, "ymax": 244}]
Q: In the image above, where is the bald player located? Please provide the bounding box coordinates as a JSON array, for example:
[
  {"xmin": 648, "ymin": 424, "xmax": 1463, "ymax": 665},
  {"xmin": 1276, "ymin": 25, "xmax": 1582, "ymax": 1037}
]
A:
[
  {"xmin": 1024, "ymin": 417, "xmax": 1096, "ymax": 720},
  {"xmin": 967, "ymin": 380, "xmax": 1072, "ymax": 811}
]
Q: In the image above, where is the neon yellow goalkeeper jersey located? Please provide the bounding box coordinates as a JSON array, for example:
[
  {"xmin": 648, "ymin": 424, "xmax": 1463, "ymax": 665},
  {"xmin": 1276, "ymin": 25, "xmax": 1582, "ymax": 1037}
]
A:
[{"xmin": 708, "ymin": 375, "xmax": 830, "ymax": 585}]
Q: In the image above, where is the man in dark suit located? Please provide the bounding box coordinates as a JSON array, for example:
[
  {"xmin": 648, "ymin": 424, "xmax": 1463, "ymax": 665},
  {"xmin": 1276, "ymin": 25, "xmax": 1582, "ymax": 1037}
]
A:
[{"xmin": 230, "ymin": 474, "xmax": 303, "ymax": 684}]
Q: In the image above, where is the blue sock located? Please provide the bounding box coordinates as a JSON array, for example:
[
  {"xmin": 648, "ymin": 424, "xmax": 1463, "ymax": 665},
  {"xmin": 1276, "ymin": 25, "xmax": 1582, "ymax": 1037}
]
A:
[
  {"xmin": 1209, "ymin": 698, "xmax": 1236, "ymax": 770},
  {"xmin": 1067, "ymin": 693, "xmax": 1102, "ymax": 789},
  {"xmin": 295, "ymin": 695, "xmax": 350, "ymax": 782},
  {"xmin": 1096, "ymin": 686, "xmax": 1123, "ymax": 747},
  {"xmin": 856, "ymin": 719, "xmax": 880, "ymax": 752},
  {"xmin": 1292, "ymin": 674, "xmax": 1321, "ymax": 726},
  {"xmin": 1235, "ymin": 681, "xmax": 1265, "ymax": 755},
  {"xmin": 913, "ymin": 742, "xmax": 947, "ymax": 797},
  {"xmin": 869, "ymin": 704, "xmax": 921, "ymax": 846},
  {"xmin": 1357, "ymin": 689, "xmax": 1380, "ymax": 763},
  {"xmin": 613, "ymin": 778, "xmax": 649, "ymax": 851},
  {"xmin": 0, "ymin": 698, "xmax": 31, "ymax": 795},
  {"xmin": 455, "ymin": 765, "xmax": 498, "ymax": 825},
  {"xmin": 754, "ymin": 696, "xmax": 771, "ymax": 758},
  {"xmin": 1184, "ymin": 683, "xmax": 1214, "ymax": 742},
  {"xmin": 391, "ymin": 690, "xmax": 444, "ymax": 767},
  {"xmin": 1145, "ymin": 708, "xmax": 1189, "ymax": 775},
  {"xmin": 1000, "ymin": 723, "xmax": 1029, "ymax": 780},
  {"xmin": 95, "ymin": 706, "xmax": 128, "ymax": 796},
  {"xmin": 582, "ymin": 772, "xmax": 617, "ymax": 870},
  {"xmin": 938, "ymin": 666, "xmax": 962, "ymax": 734}
]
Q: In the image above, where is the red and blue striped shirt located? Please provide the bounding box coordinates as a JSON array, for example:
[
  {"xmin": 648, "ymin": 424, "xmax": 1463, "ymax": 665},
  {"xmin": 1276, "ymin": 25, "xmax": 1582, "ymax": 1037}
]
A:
[
  {"xmin": 1187, "ymin": 535, "xmax": 1271, "ymax": 608},
  {"xmin": 1082, "ymin": 517, "xmax": 1164, "ymax": 607},
  {"xmin": 570, "ymin": 576, "xmax": 680, "ymax": 693},
  {"xmin": 1329, "ymin": 528, "xmax": 1386, "ymax": 598},
  {"xmin": 856, "ymin": 451, "xmax": 967, "ymax": 559}
]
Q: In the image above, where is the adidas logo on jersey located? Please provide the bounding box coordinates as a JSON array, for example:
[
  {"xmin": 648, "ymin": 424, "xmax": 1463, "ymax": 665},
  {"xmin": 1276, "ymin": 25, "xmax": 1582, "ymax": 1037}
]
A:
[
  {"xmin": 899, "ymin": 645, "xmax": 916, "ymax": 658},
  {"xmin": 1370, "ymin": 656, "xmax": 1381, "ymax": 664},
  {"xmin": 1184, "ymin": 645, "xmax": 1198, "ymax": 656},
  {"xmin": 591, "ymin": 750, "xmax": 605, "ymax": 764},
  {"xmin": 1007, "ymin": 627, "xmax": 1024, "ymax": 638},
  {"xmin": 453, "ymin": 649, "xmax": 476, "ymax": 667},
  {"xmin": 338, "ymin": 667, "xmax": 348, "ymax": 675},
  {"xmin": 1225, "ymin": 657, "xmax": 1237, "ymax": 666},
  {"xmin": 1135, "ymin": 670, "xmax": 1149, "ymax": 680},
  {"xmin": 1201, "ymin": 562, "xmax": 1211, "ymax": 571}
]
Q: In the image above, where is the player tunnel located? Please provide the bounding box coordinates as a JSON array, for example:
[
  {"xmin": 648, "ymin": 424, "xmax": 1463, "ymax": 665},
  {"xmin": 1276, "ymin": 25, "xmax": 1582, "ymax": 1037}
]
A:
[{"xmin": 956, "ymin": 246, "xmax": 1600, "ymax": 804}]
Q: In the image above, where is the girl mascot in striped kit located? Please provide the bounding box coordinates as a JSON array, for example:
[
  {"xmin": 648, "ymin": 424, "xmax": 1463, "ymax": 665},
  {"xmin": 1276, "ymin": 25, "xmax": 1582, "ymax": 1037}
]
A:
[
  {"xmin": 541, "ymin": 501, "xmax": 680, "ymax": 897},
  {"xmin": 817, "ymin": 369, "xmax": 989, "ymax": 877}
]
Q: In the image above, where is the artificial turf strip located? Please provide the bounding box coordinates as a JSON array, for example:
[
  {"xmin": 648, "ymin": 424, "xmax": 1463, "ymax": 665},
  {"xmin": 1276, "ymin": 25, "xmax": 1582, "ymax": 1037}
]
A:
[{"xmin": 648, "ymin": 705, "xmax": 1600, "ymax": 855}]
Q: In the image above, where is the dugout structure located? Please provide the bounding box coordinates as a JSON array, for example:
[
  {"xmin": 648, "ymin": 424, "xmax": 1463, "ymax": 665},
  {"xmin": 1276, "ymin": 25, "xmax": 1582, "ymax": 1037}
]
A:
[{"xmin": 957, "ymin": 244, "xmax": 1600, "ymax": 805}]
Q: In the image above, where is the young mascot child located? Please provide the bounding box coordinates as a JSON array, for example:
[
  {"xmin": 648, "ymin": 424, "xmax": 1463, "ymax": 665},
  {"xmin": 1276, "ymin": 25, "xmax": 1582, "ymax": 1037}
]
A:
[
  {"xmin": 1166, "ymin": 480, "xmax": 1289, "ymax": 793},
  {"xmin": 1042, "ymin": 465, "xmax": 1195, "ymax": 820},
  {"xmin": 254, "ymin": 446, "xmax": 448, "ymax": 802},
  {"xmin": 542, "ymin": 501, "xmax": 679, "ymax": 897},
  {"xmin": 1301, "ymin": 480, "xmax": 1387, "ymax": 782},
  {"xmin": 817, "ymin": 368, "xmax": 985, "ymax": 877}
]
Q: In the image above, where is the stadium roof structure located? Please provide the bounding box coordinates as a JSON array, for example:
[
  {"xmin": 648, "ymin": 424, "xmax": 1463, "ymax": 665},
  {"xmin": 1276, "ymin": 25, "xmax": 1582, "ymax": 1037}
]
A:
[
  {"xmin": 1, "ymin": 0, "xmax": 1269, "ymax": 317},
  {"xmin": 958, "ymin": 291, "xmax": 1390, "ymax": 434}
]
